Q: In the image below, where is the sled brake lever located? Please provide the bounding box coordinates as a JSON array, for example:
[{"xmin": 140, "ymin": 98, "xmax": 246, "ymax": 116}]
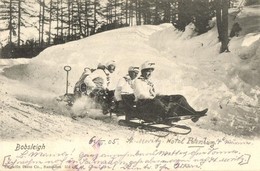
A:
[
  {"xmin": 64, "ymin": 65, "xmax": 72, "ymax": 71},
  {"xmin": 64, "ymin": 65, "xmax": 71, "ymax": 95}
]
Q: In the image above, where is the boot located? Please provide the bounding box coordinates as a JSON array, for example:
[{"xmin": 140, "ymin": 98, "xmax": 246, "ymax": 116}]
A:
[
  {"xmin": 191, "ymin": 109, "xmax": 208, "ymax": 123},
  {"xmin": 196, "ymin": 108, "xmax": 208, "ymax": 115}
]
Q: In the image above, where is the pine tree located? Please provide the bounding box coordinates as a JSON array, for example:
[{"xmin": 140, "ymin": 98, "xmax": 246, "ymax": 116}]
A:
[
  {"xmin": 84, "ymin": 0, "xmax": 92, "ymax": 36},
  {"xmin": 0, "ymin": 0, "xmax": 39, "ymax": 57},
  {"xmin": 161, "ymin": 0, "xmax": 171, "ymax": 23},
  {"xmin": 141, "ymin": 0, "xmax": 152, "ymax": 24},
  {"xmin": 0, "ymin": 0, "xmax": 37, "ymax": 45},
  {"xmin": 93, "ymin": 0, "xmax": 99, "ymax": 33},
  {"xmin": 38, "ymin": 0, "xmax": 45, "ymax": 46},
  {"xmin": 175, "ymin": 0, "xmax": 192, "ymax": 31},
  {"xmin": 103, "ymin": 2, "xmax": 113, "ymax": 24},
  {"xmin": 0, "ymin": 0, "xmax": 16, "ymax": 44},
  {"xmin": 106, "ymin": 0, "xmax": 123, "ymax": 24},
  {"xmin": 128, "ymin": 0, "xmax": 135, "ymax": 26},
  {"xmin": 125, "ymin": 0, "xmax": 129, "ymax": 24},
  {"xmin": 193, "ymin": 0, "xmax": 214, "ymax": 34}
]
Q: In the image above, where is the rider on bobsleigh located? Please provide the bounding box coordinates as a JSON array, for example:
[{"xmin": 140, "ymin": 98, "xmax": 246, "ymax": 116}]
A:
[
  {"xmin": 115, "ymin": 61, "xmax": 208, "ymax": 123},
  {"xmin": 73, "ymin": 60, "xmax": 208, "ymax": 122},
  {"xmin": 75, "ymin": 60, "xmax": 117, "ymax": 114}
]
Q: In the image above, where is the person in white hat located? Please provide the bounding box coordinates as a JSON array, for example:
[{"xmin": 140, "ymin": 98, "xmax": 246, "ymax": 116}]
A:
[
  {"xmin": 133, "ymin": 61, "xmax": 156, "ymax": 100},
  {"xmin": 113, "ymin": 66, "xmax": 139, "ymax": 113},
  {"xmin": 105, "ymin": 60, "xmax": 116, "ymax": 74},
  {"xmin": 115, "ymin": 66, "xmax": 139, "ymax": 101},
  {"xmin": 84, "ymin": 60, "xmax": 116, "ymax": 91},
  {"xmin": 114, "ymin": 66, "xmax": 139, "ymax": 102},
  {"xmin": 132, "ymin": 61, "xmax": 208, "ymax": 122}
]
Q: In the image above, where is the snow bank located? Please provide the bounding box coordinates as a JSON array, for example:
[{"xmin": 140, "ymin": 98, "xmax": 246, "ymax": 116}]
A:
[
  {"xmin": 3, "ymin": 25, "xmax": 180, "ymax": 95},
  {"xmin": 147, "ymin": 5, "xmax": 260, "ymax": 136},
  {"xmin": 0, "ymin": 58, "xmax": 30, "ymax": 66},
  {"xmin": 0, "ymin": 58, "xmax": 31, "ymax": 73}
]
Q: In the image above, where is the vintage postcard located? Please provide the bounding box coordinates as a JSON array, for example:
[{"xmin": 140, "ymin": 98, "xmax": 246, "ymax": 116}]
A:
[{"xmin": 0, "ymin": 0, "xmax": 260, "ymax": 170}]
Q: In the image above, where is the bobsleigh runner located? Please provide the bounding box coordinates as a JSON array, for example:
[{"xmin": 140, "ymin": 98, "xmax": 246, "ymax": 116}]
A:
[{"xmin": 57, "ymin": 66, "xmax": 207, "ymax": 137}]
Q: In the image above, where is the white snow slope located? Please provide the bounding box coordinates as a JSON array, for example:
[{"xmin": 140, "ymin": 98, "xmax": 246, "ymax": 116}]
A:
[{"xmin": 1, "ymin": 5, "xmax": 260, "ymax": 139}]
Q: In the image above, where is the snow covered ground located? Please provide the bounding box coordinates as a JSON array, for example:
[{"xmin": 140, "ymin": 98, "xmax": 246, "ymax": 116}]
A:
[
  {"xmin": 1, "ymin": 5, "xmax": 259, "ymax": 140},
  {"xmin": 0, "ymin": 5, "xmax": 260, "ymax": 171}
]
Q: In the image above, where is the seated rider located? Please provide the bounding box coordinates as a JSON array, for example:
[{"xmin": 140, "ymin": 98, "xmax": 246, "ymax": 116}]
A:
[
  {"xmin": 84, "ymin": 60, "xmax": 116, "ymax": 90},
  {"xmin": 74, "ymin": 62, "xmax": 106, "ymax": 97},
  {"xmin": 84, "ymin": 60, "xmax": 117, "ymax": 114},
  {"xmin": 132, "ymin": 61, "xmax": 208, "ymax": 122},
  {"xmin": 114, "ymin": 66, "xmax": 139, "ymax": 112}
]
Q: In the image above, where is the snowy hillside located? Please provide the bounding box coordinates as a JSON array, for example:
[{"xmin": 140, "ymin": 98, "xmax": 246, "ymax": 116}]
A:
[{"xmin": 1, "ymin": 5, "xmax": 260, "ymax": 140}]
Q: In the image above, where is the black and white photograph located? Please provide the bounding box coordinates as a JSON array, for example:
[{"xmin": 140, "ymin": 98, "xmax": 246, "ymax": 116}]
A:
[{"xmin": 0, "ymin": 0, "xmax": 260, "ymax": 170}]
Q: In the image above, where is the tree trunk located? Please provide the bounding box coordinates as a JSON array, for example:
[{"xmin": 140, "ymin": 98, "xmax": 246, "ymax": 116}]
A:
[
  {"xmin": 215, "ymin": 0, "xmax": 223, "ymax": 41},
  {"xmin": 125, "ymin": 0, "xmax": 128, "ymax": 24},
  {"xmin": 147, "ymin": 3, "xmax": 151, "ymax": 24},
  {"xmin": 114, "ymin": 0, "xmax": 117, "ymax": 22},
  {"xmin": 135, "ymin": 0, "xmax": 138, "ymax": 25},
  {"xmin": 56, "ymin": 0, "xmax": 59, "ymax": 37},
  {"xmin": 18, "ymin": 0, "xmax": 21, "ymax": 47},
  {"xmin": 93, "ymin": 0, "xmax": 97, "ymax": 34},
  {"xmin": 85, "ymin": 0, "xmax": 89, "ymax": 36},
  {"xmin": 39, "ymin": 0, "xmax": 42, "ymax": 44},
  {"xmin": 129, "ymin": 0, "xmax": 132, "ymax": 25},
  {"xmin": 137, "ymin": 0, "xmax": 141, "ymax": 25},
  {"xmin": 154, "ymin": 0, "xmax": 159, "ymax": 24},
  {"xmin": 60, "ymin": 0, "xmax": 63, "ymax": 37},
  {"xmin": 48, "ymin": 0, "xmax": 53, "ymax": 45},
  {"xmin": 106, "ymin": 5, "xmax": 108, "ymax": 24},
  {"xmin": 220, "ymin": 0, "xmax": 229, "ymax": 53},
  {"xmin": 216, "ymin": 0, "xmax": 229, "ymax": 53},
  {"xmin": 76, "ymin": 0, "xmax": 82, "ymax": 37},
  {"xmin": 119, "ymin": 0, "xmax": 123, "ymax": 24},
  {"xmin": 9, "ymin": 0, "xmax": 12, "ymax": 44},
  {"xmin": 67, "ymin": 0, "xmax": 71, "ymax": 39},
  {"xmin": 71, "ymin": 1, "xmax": 74, "ymax": 37},
  {"xmin": 41, "ymin": 0, "xmax": 45, "ymax": 46}
]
